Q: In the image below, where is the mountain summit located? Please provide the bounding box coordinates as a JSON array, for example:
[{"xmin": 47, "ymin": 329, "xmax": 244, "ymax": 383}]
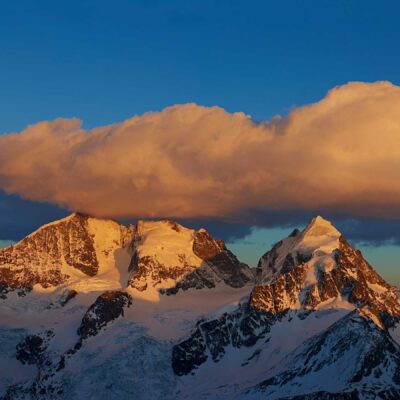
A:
[
  {"xmin": 256, "ymin": 214, "xmax": 341, "ymax": 284},
  {"xmin": 0, "ymin": 214, "xmax": 253, "ymax": 301},
  {"xmin": 0, "ymin": 214, "xmax": 399, "ymax": 399},
  {"xmin": 173, "ymin": 216, "xmax": 400, "ymax": 399},
  {"xmin": 252, "ymin": 215, "xmax": 399, "ymax": 328},
  {"xmin": 128, "ymin": 219, "xmax": 253, "ymax": 298}
]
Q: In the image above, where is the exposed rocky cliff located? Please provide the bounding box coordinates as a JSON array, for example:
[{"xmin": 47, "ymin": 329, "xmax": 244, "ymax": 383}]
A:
[
  {"xmin": 77, "ymin": 291, "xmax": 133, "ymax": 340},
  {"xmin": 0, "ymin": 213, "xmax": 134, "ymax": 298}
]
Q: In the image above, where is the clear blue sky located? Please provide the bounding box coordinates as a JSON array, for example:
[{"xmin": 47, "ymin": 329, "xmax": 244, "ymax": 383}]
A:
[
  {"xmin": 1, "ymin": 0, "xmax": 400, "ymax": 132},
  {"xmin": 0, "ymin": 0, "xmax": 399, "ymax": 285}
]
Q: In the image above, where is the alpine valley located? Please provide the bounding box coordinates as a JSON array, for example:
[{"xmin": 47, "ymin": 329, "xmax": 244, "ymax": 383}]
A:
[{"xmin": 0, "ymin": 213, "xmax": 399, "ymax": 399}]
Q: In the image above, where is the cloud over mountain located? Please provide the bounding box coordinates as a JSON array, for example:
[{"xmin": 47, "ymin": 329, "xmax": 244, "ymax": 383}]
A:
[{"xmin": 1, "ymin": 81, "xmax": 400, "ymax": 221}]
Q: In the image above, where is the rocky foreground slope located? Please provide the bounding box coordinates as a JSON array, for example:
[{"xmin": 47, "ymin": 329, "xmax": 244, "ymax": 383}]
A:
[{"xmin": 0, "ymin": 214, "xmax": 399, "ymax": 399}]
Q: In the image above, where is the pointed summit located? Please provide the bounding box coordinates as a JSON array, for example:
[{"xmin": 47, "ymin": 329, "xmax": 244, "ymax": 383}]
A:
[
  {"xmin": 253, "ymin": 215, "xmax": 400, "ymax": 328},
  {"xmin": 307, "ymin": 215, "xmax": 331, "ymax": 225},
  {"xmin": 256, "ymin": 215, "xmax": 341, "ymax": 284},
  {"xmin": 0, "ymin": 212, "xmax": 134, "ymax": 297},
  {"xmin": 302, "ymin": 215, "xmax": 340, "ymax": 239}
]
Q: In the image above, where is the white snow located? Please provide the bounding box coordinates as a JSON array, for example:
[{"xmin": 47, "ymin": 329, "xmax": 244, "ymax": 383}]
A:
[
  {"xmin": 259, "ymin": 216, "xmax": 341, "ymax": 285},
  {"xmin": 130, "ymin": 220, "xmax": 245, "ymax": 300},
  {"xmin": 177, "ymin": 307, "xmax": 353, "ymax": 399},
  {"xmin": 135, "ymin": 220, "xmax": 200, "ymax": 267},
  {"xmin": 127, "ymin": 284, "xmax": 253, "ymax": 340}
]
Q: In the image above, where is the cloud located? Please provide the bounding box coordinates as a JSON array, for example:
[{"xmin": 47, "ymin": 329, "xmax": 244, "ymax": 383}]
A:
[{"xmin": 1, "ymin": 81, "xmax": 400, "ymax": 222}]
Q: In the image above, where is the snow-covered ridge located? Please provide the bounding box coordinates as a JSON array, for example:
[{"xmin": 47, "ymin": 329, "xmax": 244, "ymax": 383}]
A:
[
  {"xmin": 128, "ymin": 219, "xmax": 253, "ymax": 299},
  {"xmin": 252, "ymin": 215, "xmax": 400, "ymax": 326},
  {"xmin": 0, "ymin": 214, "xmax": 253, "ymax": 301},
  {"xmin": 127, "ymin": 220, "xmax": 205, "ymax": 299},
  {"xmin": 134, "ymin": 219, "xmax": 203, "ymax": 274},
  {"xmin": 257, "ymin": 215, "xmax": 341, "ymax": 284},
  {"xmin": 297, "ymin": 215, "xmax": 341, "ymax": 259}
]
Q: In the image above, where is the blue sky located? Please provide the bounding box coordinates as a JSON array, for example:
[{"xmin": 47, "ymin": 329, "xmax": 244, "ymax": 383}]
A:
[
  {"xmin": 0, "ymin": 1, "xmax": 399, "ymax": 285},
  {"xmin": 2, "ymin": 0, "xmax": 400, "ymax": 132}
]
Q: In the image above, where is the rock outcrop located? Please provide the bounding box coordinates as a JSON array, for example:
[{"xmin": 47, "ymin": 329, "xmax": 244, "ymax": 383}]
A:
[{"xmin": 77, "ymin": 291, "xmax": 133, "ymax": 340}]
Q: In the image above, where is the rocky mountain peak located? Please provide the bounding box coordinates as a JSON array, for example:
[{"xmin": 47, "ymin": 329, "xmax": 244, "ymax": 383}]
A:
[
  {"xmin": 301, "ymin": 215, "xmax": 340, "ymax": 239},
  {"xmin": 128, "ymin": 219, "xmax": 253, "ymax": 296},
  {"xmin": 0, "ymin": 212, "xmax": 134, "ymax": 298},
  {"xmin": 257, "ymin": 215, "xmax": 342, "ymax": 284},
  {"xmin": 253, "ymin": 215, "xmax": 400, "ymax": 328}
]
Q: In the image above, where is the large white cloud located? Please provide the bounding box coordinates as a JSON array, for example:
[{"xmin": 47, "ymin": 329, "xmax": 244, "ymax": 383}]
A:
[{"xmin": 1, "ymin": 81, "xmax": 400, "ymax": 221}]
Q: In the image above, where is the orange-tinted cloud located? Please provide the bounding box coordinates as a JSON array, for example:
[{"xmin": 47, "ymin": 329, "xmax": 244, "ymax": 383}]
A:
[{"xmin": 1, "ymin": 81, "xmax": 400, "ymax": 221}]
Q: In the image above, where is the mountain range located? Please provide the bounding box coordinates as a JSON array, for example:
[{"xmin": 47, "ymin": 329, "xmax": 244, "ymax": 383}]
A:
[{"xmin": 0, "ymin": 213, "xmax": 399, "ymax": 399}]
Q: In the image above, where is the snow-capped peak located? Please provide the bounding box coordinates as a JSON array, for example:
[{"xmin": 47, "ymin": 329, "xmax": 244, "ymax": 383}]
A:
[
  {"xmin": 301, "ymin": 215, "xmax": 340, "ymax": 239},
  {"xmin": 128, "ymin": 219, "xmax": 253, "ymax": 298},
  {"xmin": 0, "ymin": 212, "xmax": 135, "ymax": 297},
  {"xmin": 256, "ymin": 215, "xmax": 341, "ymax": 285},
  {"xmin": 253, "ymin": 215, "xmax": 400, "ymax": 328},
  {"xmin": 133, "ymin": 219, "xmax": 201, "ymax": 275},
  {"xmin": 294, "ymin": 215, "xmax": 341, "ymax": 263}
]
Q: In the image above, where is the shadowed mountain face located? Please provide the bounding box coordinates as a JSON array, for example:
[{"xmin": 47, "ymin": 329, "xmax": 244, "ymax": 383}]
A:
[
  {"xmin": 0, "ymin": 214, "xmax": 399, "ymax": 399},
  {"xmin": 77, "ymin": 291, "xmax": 133, "ymax": 340},
  {"xmin": 254, "ymin": 313, "xmax": 400, "ymax": 399}
]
